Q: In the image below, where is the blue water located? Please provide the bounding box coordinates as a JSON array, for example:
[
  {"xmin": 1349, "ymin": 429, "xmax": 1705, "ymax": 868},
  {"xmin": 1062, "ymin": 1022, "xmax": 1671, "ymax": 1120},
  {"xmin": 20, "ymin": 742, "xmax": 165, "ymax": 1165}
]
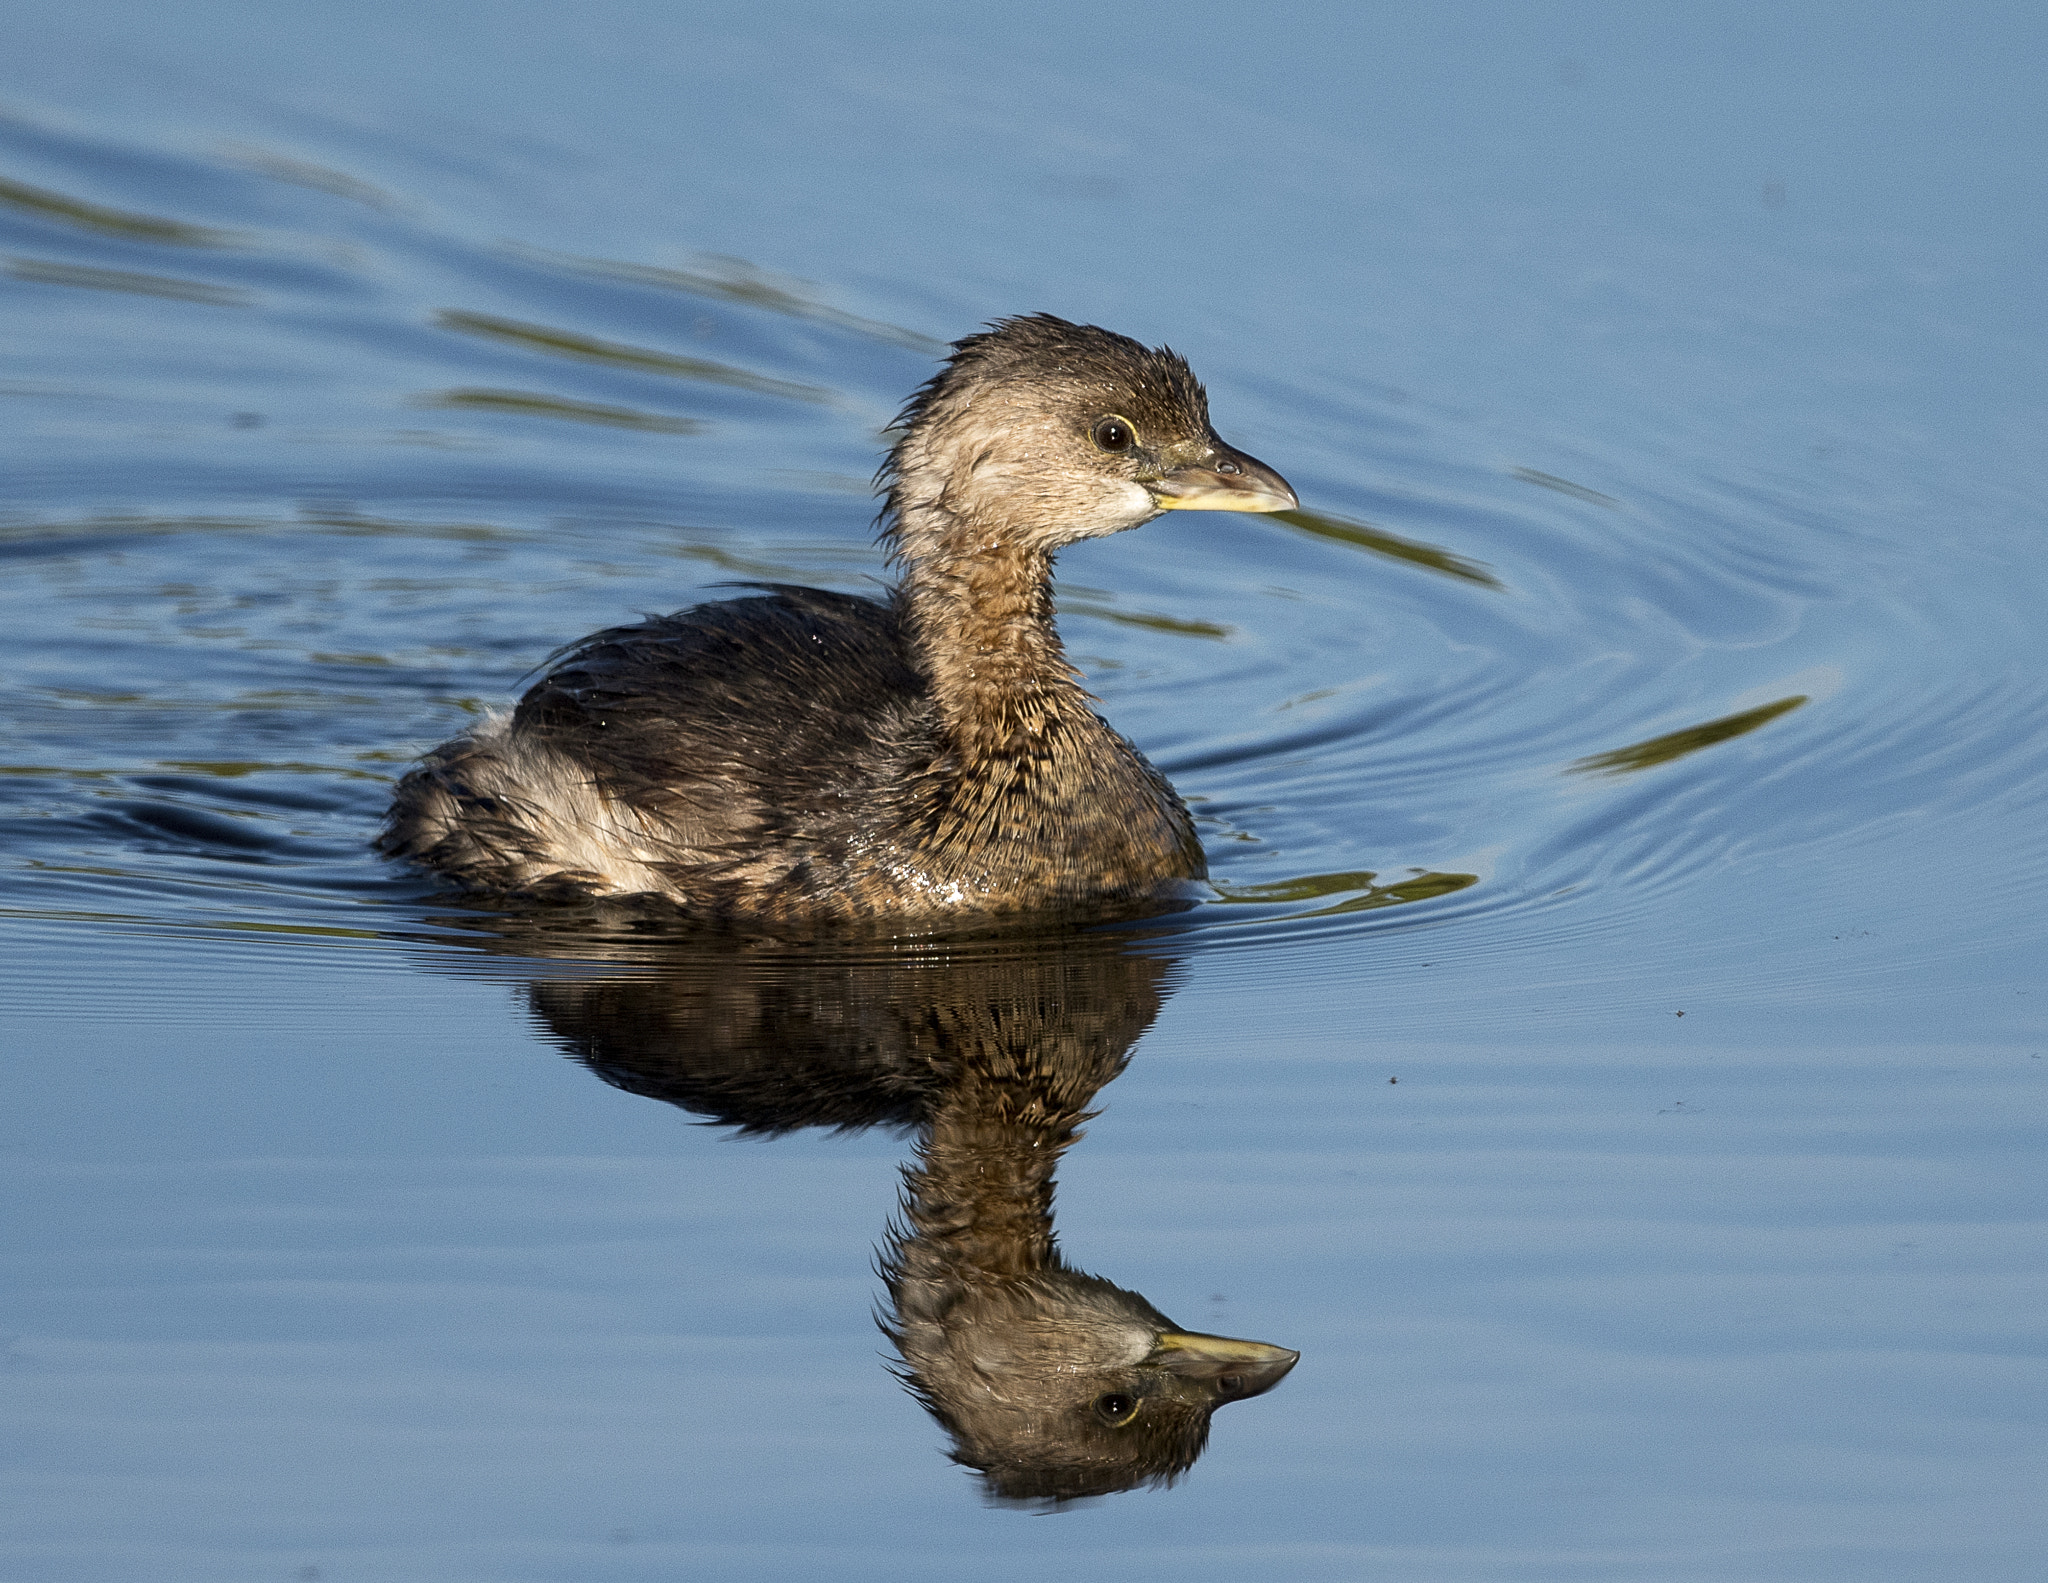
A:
[{"xmin": 3, "ymin": 2, "xmax": 2044, "ymax": 1577}]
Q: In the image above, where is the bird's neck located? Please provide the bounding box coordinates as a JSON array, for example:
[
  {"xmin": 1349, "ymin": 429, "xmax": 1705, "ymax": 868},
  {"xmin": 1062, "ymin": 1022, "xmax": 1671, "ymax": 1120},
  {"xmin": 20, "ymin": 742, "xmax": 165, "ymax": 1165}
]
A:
[
  {"xmin": 883, "ymin": 1055, "xmax": 1096, "ymax": 1334},
  {"xmin": 889, "ymin": 495, "xmax": 1089, "ymax": 761},
  {"xmin": 892, "ymin": 1048, "xmax": 1081, "ymax": 1294}
]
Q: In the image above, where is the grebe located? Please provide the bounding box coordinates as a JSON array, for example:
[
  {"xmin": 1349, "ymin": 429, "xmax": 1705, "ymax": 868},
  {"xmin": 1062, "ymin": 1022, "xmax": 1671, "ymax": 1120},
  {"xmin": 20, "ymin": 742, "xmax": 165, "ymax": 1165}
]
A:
[{"xmin": 378, "ymin": 314, "xmax": 1296, "ymax": 925}]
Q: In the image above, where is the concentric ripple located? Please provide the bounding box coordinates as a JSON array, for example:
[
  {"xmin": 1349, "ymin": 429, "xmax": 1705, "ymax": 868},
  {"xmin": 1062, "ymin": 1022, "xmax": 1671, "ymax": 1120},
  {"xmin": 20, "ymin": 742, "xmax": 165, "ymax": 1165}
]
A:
[{"xmin": 3, "ymin": 104, "xmax": 2046, "ymax": 1023}]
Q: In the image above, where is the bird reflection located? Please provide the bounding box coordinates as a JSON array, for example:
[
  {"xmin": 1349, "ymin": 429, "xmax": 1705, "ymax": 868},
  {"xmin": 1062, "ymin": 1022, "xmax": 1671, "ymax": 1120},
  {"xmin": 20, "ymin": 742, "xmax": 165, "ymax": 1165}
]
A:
[{"xmin": 518, "ymin": 930, "xmax": 1297, "ymax": 1502}]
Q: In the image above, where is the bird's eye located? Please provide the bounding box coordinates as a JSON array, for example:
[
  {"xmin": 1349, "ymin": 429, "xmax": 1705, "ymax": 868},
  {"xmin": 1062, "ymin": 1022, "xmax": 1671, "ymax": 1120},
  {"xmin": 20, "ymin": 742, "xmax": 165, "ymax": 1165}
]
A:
[
  {"xmin": 1215, "ymin": 456, "xmax": 1242, "ymax": 475},
  {"xmin": 1092, "ymin": 416, "xmax": 1136, "ymax": 453},
  {"xmin": 1094, "ymin": 1392, "xmax": 1139, "ymax": 1425}
]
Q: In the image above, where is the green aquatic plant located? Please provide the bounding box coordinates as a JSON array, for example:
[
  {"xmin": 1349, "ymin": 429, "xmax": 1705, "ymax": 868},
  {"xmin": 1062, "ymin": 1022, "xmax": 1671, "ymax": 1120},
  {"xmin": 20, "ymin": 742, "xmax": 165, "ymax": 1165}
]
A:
[
  {"xmin": 0, "ymin": 174, "xmax": 238, "ymax": 246},
  {"xmin": 5, "ymin": 258, "xmax": 249, "ymax": 304},
  {"xmin": 1571, "ymin": 695, "xmax": 1809, "ymax": 776},
  {"xmin": 431, "ymin": 310, "xmax": 832, "ymax": 402},
  {"xmin": 1212, "ymin": 868, "xmax": 1479, "ymax": 917},
  {"xmin": 1270, "ymin": 507, "xmax": 1500, "ymax": 588},
  {"xmin": 412, "ymin": 387, "xmax": 706, "ymax": 433}
]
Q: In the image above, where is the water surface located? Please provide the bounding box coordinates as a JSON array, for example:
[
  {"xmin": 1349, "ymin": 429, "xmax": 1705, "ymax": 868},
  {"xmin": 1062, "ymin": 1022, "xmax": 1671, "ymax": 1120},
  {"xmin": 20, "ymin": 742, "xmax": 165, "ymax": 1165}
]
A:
[{"xmin": 4, "ymin": 3, "xmax": 2045, "ymax": 1578}]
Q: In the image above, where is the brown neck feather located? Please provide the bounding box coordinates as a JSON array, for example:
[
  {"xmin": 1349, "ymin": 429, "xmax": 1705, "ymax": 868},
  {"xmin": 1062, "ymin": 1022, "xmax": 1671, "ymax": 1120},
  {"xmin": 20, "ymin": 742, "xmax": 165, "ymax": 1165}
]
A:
[
  {"xmin": 889, "ymin": 496, "xmax": 1089, "ymax": 762},
  {"xmin": 885, "ymin": 1048, "xmax": 1100, "ymax": 1333},
  {"xmin": 901, "ymin": 1061, "xmax": 1073, "ymax": 1284}
]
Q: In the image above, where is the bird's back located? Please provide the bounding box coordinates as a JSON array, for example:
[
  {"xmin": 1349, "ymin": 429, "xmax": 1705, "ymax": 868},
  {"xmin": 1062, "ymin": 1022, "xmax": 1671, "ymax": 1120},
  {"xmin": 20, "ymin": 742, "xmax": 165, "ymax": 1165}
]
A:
[
  {"xmin": 519, "ymin": 584, "xmax": 928, "ymax": 831},
  {"xmin": 380, "ymin": 586, "xmax": 939, "ymax": 915}
]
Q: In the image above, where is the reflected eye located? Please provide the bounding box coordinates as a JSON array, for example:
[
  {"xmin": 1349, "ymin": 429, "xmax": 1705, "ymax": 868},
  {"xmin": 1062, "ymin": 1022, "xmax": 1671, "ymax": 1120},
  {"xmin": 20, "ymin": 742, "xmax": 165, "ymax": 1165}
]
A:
[
  {"xmin": 1217, "ymin": 1374, "xmax": 1245, "ymax": 1395},
  {"xmin": 1092, "ymin": 416, "xmax": 1136, "ymax": 453},
  {"xmin": 1094, "ymin": 1392, "xmax": 1139, "ymax": 1425}
]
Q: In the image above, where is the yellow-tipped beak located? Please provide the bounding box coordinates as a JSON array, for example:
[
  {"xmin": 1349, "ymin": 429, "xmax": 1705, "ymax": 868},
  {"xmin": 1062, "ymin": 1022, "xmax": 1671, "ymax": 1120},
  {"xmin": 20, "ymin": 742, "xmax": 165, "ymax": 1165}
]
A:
[
  {"xmin": 1150, "ymin": 1331, "xmax": 1301, "ymax": 1397},
  {"xmin": 1149, "ymin": 446, "xmax": 1298, "ymax": 514}
]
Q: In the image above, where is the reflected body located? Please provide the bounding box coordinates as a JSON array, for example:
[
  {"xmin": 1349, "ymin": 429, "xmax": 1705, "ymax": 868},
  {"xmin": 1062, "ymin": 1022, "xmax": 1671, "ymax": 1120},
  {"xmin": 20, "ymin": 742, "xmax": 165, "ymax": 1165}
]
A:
[
  {"xmin": 879, "ymin": 990, "xmax": 1297, "ymax": 1501},
  {"xmin": 528, "ymin": 934, "xmax": 1297, "ymax": 1501},
  {"xmin": 380, "ymin": 316, "xmax": 1296, "ymax": 926}
]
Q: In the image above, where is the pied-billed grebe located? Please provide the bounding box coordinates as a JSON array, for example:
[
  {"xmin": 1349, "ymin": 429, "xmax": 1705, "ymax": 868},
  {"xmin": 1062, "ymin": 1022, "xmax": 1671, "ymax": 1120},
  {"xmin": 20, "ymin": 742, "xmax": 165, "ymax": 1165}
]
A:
[
  {"xmin": 526, "ymin": 935, "xmax": 1298, "ymax": 1501},
  {"xmin": 881, "ymin": 999, "xmax": 1298, "ymax": 1503},
  {"xmin": 378, "ymin": 314, "xmax": 1296, "ymax": 924}
]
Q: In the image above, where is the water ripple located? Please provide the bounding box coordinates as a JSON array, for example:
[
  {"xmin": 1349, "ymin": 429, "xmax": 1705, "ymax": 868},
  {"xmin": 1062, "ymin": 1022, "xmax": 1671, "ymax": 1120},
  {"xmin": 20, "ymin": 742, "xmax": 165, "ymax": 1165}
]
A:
[{"xmin": 2, "ymin": 106, "xmax": 2045, "ymax": 1020}]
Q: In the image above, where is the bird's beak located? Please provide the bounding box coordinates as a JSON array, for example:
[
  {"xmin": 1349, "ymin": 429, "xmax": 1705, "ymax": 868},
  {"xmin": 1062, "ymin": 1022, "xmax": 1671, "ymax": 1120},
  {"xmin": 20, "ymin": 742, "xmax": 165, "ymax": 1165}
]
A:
[
  {"xmin": 1147, "ymin": 444, "xmax": 1298, "ymax": 514},
  {"xmin": 1149, "ymin": 1331, "xmax": 1300, "ymax": 1398}
]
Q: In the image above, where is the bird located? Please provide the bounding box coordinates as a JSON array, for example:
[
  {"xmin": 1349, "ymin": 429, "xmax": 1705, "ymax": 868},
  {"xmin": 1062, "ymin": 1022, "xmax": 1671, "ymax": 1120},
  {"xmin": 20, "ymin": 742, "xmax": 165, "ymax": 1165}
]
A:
[
  {"xmin": 521, "ymin": 931, "xmax": 1299, "ymax": 1502},
  {"xmin": 377, "ymin": 314, "xmax": 1297, "ymax": 927},
  {"xmin": 879, "ymin": 1021, "xmax": 1299, "ymax": 1504}
]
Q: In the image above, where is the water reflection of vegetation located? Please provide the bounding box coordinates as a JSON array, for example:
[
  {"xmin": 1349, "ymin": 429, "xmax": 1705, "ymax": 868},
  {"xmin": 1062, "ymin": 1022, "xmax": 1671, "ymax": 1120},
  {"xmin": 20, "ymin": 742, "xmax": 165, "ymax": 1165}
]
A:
[
  {"xmin": 1212, "ymin": 868, "xmax": 1480, "ymax": 918},
  {"xmin": 221, "ymin": 143, "xmax": 400, "ymax": 210},
  {"xmin": 44, "ymin": 686, "xmax": 389, "ymax": 711},
  {"xmin": 1271, "ymin": 508, "xmax": 1500, "ymax": 588},
  {"xmin": 520, "ymin": 246, "xmax": 945, "ymax": 354},
  {"xmin": 0, "ymin": 174, "xmax": 237, "ymax": 246},
  {"xmin": 0, "ymin": 507, "xmax": 863, "ymax": 588},
  {"xmin": 1510, "ymin": 467, "xmax": 1617, "ymax": 507},
  {"xmin": 1, "ymin": 888, "xmax": 379, "ymax": 940},
  {"xmin": 1571, "ymin": 695, "xmax": 1808, "ymax": 776},
  {"xmin": 509, "ymin": 932, "xmax": 1297, "ymax": 1503},
  {"xmin": 1058, "ymin": 599, "xmax": 1232, "ymax": 640},
  {"xmin": 0, "ymin": 511, "xmax": 543, "ymax": 548},
  {"xmin": 412, "ymin": 387, "xmax": 705, "ymax": 433},
  {"xmin": 0, "ymin": 759, "xmax": 388, "ymax": 780},
  {"xmin": 303, "ymin": 506, "xmax": 545, "ymax": 542},
  {"xmin": 432, "ymin": 310, "xmax": 833, "ymax": 403},
  {"xmin": 5, "ymin": 258, "xmax": 250, "ymax": 305}
]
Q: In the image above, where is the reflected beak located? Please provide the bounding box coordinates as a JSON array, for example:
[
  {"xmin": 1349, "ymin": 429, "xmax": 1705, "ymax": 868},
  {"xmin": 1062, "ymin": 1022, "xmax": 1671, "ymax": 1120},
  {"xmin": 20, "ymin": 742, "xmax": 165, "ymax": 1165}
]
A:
[
  {"xmin": 1149, "ymin": 1330, "xmax": 1301, "ymax": 1398},
  {"xmin": 1148, "ymin": 445, "xmax": 1298, "ymax": 514}
]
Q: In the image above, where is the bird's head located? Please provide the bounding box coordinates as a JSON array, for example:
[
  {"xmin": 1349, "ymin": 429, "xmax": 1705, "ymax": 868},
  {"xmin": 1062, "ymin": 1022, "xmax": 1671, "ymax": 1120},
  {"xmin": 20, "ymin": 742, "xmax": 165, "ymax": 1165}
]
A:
[
  {"xmin": 880, "ymin": 313, "xmax": 1296, "ymax": 555},
  {"xmin": 891, "ymin": 1267, "xmax": 1298, "ymax": 1504}
]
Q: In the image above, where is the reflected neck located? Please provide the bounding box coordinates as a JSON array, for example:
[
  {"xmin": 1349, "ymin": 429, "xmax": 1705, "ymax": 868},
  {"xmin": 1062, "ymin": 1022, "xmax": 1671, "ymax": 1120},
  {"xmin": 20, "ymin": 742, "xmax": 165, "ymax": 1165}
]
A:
[{"xmin": 890, "ymin": 1061, "xmax": 1074, "ymax": 1299}]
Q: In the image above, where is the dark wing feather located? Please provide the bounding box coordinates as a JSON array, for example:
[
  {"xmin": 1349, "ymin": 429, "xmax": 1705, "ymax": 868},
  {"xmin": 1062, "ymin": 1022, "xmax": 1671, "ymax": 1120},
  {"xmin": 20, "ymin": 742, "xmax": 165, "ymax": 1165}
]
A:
[{"xmin": 511, "ymin": 586, "xmax": 933, "ymax": 861}]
